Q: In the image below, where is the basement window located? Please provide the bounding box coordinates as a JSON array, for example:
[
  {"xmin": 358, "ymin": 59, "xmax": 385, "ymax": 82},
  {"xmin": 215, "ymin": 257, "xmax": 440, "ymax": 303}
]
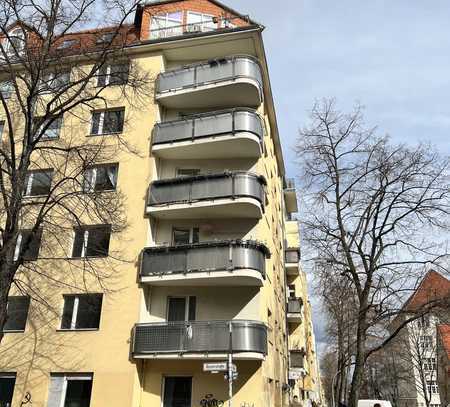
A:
[
  {"xmin": 24, "ymin": 169, "xmax": 53, "ymax": 197},
  {"xmin": 48, "ymin": 374, "xmax": 93, "ymax": 407},
  {"xmin": 3, "ymin": 296, "xmax": 30, "ymax": 332},
  {"xmin": 60, "ymin": 294, "xmax": 102, "ymax": 330},
  {"xmin": 71, "ymin": 225, "xmax": 111, "ymax": 258},
  {"xmin": 90, "ymin": 108, "xmax": 124, "ymax": 135}
]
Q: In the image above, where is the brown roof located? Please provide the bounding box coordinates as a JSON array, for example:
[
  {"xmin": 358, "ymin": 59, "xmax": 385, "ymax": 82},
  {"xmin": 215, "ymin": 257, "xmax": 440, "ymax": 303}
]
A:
[
  {"xmin": 438, "ymin": 324, "xmax": 450, "ymax": 360},
  {"xmin": 404, "ymin": 270, "xmax": 450, "ymax": 311}
]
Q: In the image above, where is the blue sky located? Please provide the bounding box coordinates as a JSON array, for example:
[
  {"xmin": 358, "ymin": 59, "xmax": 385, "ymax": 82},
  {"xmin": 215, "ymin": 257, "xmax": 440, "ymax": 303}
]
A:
[{"xmin": 226, "ymin": 0, "xmax": 450, "ymax": 350}]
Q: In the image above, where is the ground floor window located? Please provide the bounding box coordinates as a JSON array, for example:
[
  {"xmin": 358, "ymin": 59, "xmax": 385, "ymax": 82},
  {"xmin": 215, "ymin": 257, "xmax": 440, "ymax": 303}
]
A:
[
  {"xmin": 0, "ymin": 373, "xmax": 16, "ymax": 407},
  {"xmin": 163, "ymin": 376, "xmax": 192, "ymax": 407},
  {"xmin": 47, "ymin": 373, "xmax": 93, "ymax": 407}
]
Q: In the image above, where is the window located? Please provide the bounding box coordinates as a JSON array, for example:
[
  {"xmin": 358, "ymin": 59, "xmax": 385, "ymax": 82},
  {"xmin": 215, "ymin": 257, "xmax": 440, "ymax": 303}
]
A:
[
  {"xmin": 41, "ymin": 71, "xmax": 71, "ymax": 93},
  {"xmin": 57, "ymin": 39, "xmax": 78, "ymax": 50},
  {"xmin": 4, "ymin": 28, "xmax": 25, "ymax": 56},
  {"xmin": 0, "ymin": 373, "xmax": 16, "ymax": 406},
  {"xmin": 83, "ymin": 164, "xmax": 118, "ymax": 192},
  {"xmin": 3, "ymin": 297, "xmax": 30, "ymax": 332},
  {"xmin": 426, "ymin": 380, "xmax": 439, "ymax": 394},
  {"xmin": 34, "ymin": 115, "xmax": 63, "ymax": 140},
  {"xmin": 163, "ymin": 377, "xmax": 192, "ymax": 407},
  {"xmin": 60, "ymin": 294, "xmax": 102, "ymax": 330},
  {"xmin": 96, "ymin": 32, "xmax": 114, "ymax": 44},
  {"xmin": 150, "ymin": 12, "xmax": 183, "ymax": 39},
  {"xmin": 14, "ymin": 229, "xmax": 43, "ymax": 261},
  {"xmin": 167, "ymin": 297, "xmax": 196, "ymax": 322},
  {"xmin": 47, "ymin": 374, "xmax": 93, "ymax": 407},
  {"xmin": 176, "ymin": 168, "xmax": 200, "ymax": 177},
  {"xmin": 186, "ymin": 11, "xmax": 217, "ymax": 32},
  {"xmin": 290, "ymin": 350, "xmax": 304, "ymax": 368},
  {"xmin": 420, "ymin": 335, "xmax": 433, "ymax": 350},
  {"xmin": 72, "ymin": 225, "xmax": 111, "ymax": 258},
  {"xmin": 90, "ymin": 108, "xmax": 124, "ymax": 135},
  {"xmin": 0, "ymin": 121, "xmax": 5, "ymax": 139},
  {"xmin": 423, "ymin": 357, "xmax": 437, "ymax": 371},
  {"xmin": 172, "ymin": 227, "xmax": 199, "ymax": 245},
  {"xmin": 418, "ymin": 315, "xmax": 431, "ymax": 329},
  {"xmin": 97, "ymin": 63, "xmax": 129, "ymax": 87},
  {"xmin": 0, "ymin": 81, "xmax": 13, "ymax": 99},
  {"xmin": 24, "ymin": 169, "xmax": 53, "ymax": 196}
]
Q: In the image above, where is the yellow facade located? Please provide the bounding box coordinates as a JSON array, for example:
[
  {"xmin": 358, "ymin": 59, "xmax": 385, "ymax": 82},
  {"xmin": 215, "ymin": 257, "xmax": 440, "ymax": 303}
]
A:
[{"xmin": 0, "ymin": 1, "xmax": 323, "ymax": 406}]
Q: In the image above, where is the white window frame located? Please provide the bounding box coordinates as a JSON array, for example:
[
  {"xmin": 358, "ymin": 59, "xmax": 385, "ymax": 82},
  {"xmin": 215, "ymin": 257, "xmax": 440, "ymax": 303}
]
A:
[
  {"xmin": 150, "ymin": 12, "xmax": 183, "ymax": 39},
  {"xmin": 60, "ymin": 294, "xmax": 102, "ymax": 330},
  {"xmin": 83, "ymin": 164, "xmax": 118, "ymax": 193},
  {"xmin": 71, "ymin": 226, "xmax": 110, "ymax": 258},
  {"xmin": 50, "ymin": 374, "xmax": 93, "ymax": 407},
  {"xmin": 186, "ymin": 11, "xmax": 217, "ymax": 32},
  {"xmin": 36, "ymin": 116, "xmax": 63, "ymax": 140},
  {"xmin": 172, "ymin": 227, "xmax": 199, "ymax": 245},
  {"xmin": 4, "ymin": 27, "xmax": 25, "ymax": 56},
  {"xmin": 96, "ymin": 63, "xmax": 128, "ymax": 87},
  {"xmin": 41, "ymin": 71, "xmax": 71, "ymax": 93},
  {"xmin": 166, "ymin": 296, "xmax": 195, "ymax": 322},
  {"xmin": 90, "ymin": 109, "xmax": 124, "ymax": 135},
  {"xmin": 24, "ymin": 170, "xmax": 53, "ymax": 197}
]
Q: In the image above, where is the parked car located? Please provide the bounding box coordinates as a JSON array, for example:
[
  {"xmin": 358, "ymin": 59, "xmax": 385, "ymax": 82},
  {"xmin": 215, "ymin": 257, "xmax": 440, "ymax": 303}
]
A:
[{"xmin": 358, "ymin": 401, "xmax": 393, "ymax": 407}]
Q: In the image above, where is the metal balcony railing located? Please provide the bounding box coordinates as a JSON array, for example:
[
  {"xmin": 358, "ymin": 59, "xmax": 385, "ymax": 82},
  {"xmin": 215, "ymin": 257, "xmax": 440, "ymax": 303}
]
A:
[
  {"xmin": 141, "ymin": 240, "xmax": 269, "ymax": 279},
  {"xmin": 148, "ymin": 172, "xmax": 266, "ymax": 208},
  {"xmin": 287, "ymin": 298, "xmax": 303, "ymax": 314},
  {"xmin": 285, "ymin": 249, "xmax": 300, "ymax": 264},
  {"xmin": 156, "ymin": 56, "xmax": 263, "ymax": 96},
  {"xmin": 132, "ymin": 320, "xmax": 268, "ymax": 356},
  {"xmin": 152, "ymin": 108, "xmax": 264, "ymax": 147}
]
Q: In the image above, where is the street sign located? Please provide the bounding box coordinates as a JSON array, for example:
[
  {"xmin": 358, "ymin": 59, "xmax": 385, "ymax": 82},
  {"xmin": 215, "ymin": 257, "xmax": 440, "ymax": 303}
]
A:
[
  {"xmin": 224, "ymin": 372, "xmax": 238, "ymax": 381},
  {"xmin": 203, "ymin": 362, "xmax": 237, "ymax": 372},
  {"xmin": 288, "ymin": 369, "xmax": 305, "ymax": 380}
]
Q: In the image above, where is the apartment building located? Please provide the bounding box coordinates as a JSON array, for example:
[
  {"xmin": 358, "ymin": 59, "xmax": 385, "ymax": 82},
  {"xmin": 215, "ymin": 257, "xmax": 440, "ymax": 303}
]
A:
[
  {"xmin": 0, "ymin": 1, "xmax": 322, "ymax": 406},
  {"xmin": 389, "ymin": 271, "xmax": 450, "ymax": 407},
  {"xmin": 437, "ymin": 324, "xmax": 450, "ymax": 406}
]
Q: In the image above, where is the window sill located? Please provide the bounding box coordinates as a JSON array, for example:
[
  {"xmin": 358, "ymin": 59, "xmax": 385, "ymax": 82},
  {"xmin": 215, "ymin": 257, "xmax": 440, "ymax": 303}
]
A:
[
  {"xmin": 87, "ymin": 132, "xmax": 123, "ymax": 137},
  {"xmin": 23, "ymin": 194, "xmax": 50, "ymax": 199},
  {"xmin": 56, "ymin": 328, "xmax": 99, "ymax": 332},
  {"xmin": 70, "ymin": 255, "xmax": 109, "ymax": 260},
  {"xmin": 83, "ymin": 189, "xmax": 116, "ymax": 194},
  {"xmin": 2, "ymin": 329, "xmax": 25, "ymax": 333}
]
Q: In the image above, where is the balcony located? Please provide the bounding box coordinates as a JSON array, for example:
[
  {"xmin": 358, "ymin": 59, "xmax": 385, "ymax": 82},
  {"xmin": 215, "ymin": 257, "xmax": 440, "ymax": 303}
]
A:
[
  {"xmin": 147, "ymin": 172, "xmax": 266, "ymax": 219},
  {"xmin": 284, "ymin": 178, "xmax": 298, "ymax": 214},
  {"xmin": 132, "ymin": 320, "xmax": 268, "ymax": 360},
  {"xmin": 156, "ymin": 56, "xmax": 263, "ymax": 109},
  {"xmin": 152, "ymin": 109, "xmax": 264, "ymax": 159},
  {"xmin": 140, "ymin": 240, "xmax": 269, "ymax": 286},
  {"xmin": 285, "ymin": 248, "xmax": 300, "ymax": 275},
  {"xmin": 287, "ymin": 298, "xmax": 303, "ymax": 323}
]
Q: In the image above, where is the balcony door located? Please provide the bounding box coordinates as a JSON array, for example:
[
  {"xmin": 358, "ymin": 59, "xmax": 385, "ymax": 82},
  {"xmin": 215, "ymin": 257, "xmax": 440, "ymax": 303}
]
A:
[
  {"xmin": 163, "ymin": 377, "xmax": 192, "ymax": 407},
  {"xmin": 167, "ymin": 297, "xmax": 196, "ymax": 322}
]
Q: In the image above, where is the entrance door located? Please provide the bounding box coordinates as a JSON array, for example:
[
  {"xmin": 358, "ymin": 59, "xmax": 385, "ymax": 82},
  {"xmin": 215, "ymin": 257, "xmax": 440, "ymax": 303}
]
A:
[{"xmin": 163, "ymin": 377, "xmax": 192, "ymax": 407}]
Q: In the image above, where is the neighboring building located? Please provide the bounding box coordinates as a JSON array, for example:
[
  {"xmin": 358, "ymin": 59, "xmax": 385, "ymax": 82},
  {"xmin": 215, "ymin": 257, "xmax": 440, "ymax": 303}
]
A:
[
  {"xmin": 389, "ymin": 271, "xmax": 450, "ymax": 407},
  {"xmin": 437, "ymin": 325, "xmax": 450, "ymax": 406},
  {"xmin": 0, "ymin": 1, "xmax": 322, "ymax": 406}
]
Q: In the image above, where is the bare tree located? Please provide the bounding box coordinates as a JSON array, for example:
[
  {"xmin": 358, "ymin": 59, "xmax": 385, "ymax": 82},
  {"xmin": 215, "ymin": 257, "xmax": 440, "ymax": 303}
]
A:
[
  {"xmin": 296, "ymin": 99, "xmax": 450, "ymax": 407},
  {"xmin": 0, "ymin": 0, "xmax": 152, "ymax": 344}
]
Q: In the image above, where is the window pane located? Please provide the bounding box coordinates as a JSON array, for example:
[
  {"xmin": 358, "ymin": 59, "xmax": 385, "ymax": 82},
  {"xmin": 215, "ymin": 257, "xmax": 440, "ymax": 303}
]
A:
[
  {"xmin": 61, "ymin": 296, "xmax": 75, "ymax": 329},
  {"xmin": 75, "ymin": 295, "xmax": 102, "ymax": 329},
  {"xmin": 4, "ymin": 297, "xmax": 30, "ymax": 331},
  {"xmin": 102, "ymin": 109, "xmax": 124, "ymax": 134},
  {"xmin": 28, "ymin": 170, "xmax": 53, "ymax": 196},
  {"xmin": 167, "ymin": 298, "xmax": 186, "ymax": 322},
  {"xmin": 20, "ymin": 229, "xmax": 43, "ymax": 261},
  {"xmin": 0, "ymin": 375, "xmax": 16, "ymax": 406},
  {"xmin": 173, "ymin": 229, "xmax": 190, "ymax": 245},
  {"xmin": 72, "ymin": 229, "xmax": 85, "ymax": 258},
  {"xmin": 109, "ymin": 64, "xmax": 129, "ymax": 86},
  {"xmin": 94, "ymin": 165, "xmax": 118, "ymax": 191},
  {"xmin": 90, "ymin": 112, "xmax": 101, "ymax": 135},
  {"xmin": 64, "ymin": 379, "xmax": 93, "ymax": 407},
  {"xmin": 85, "ymin": 226, "xmax": 111, "ymax": 257},
  {"xmin": 188, "ymin": 296, "xmax": 196, "ymax": 321},
  {"xmin": 97, "ymin": 65, "xmax": 108, "ymax": 87}
]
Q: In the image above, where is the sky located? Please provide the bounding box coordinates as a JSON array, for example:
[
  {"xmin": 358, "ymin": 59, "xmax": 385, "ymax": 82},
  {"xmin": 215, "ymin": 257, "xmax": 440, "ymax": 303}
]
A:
[{"xmin": 225, "ymin": 0, "xmax": 450, "ymax": 352}]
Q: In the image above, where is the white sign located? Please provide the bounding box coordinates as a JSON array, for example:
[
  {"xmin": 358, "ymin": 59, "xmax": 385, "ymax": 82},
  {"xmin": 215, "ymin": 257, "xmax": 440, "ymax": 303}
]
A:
[
  {"xmin": 203, "ymin": 362, "xmax": 237, "ymax": 372},
  {"xmin": 288, "ymin": 369, "xmax": 305, "ymax": 380}
]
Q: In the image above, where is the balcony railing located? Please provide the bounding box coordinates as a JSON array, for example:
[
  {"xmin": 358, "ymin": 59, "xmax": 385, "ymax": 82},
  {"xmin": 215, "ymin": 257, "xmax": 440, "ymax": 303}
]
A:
[
  {"xmin": 287, "ymin": 298, "xmax": 303, "ymax": 314},
  {"xmin": 141, "ymin": 240, "xmax": 269, "ymax": 280},
  {"xmin": 285, "ymin": 249, "xmax": 300, "ymax": 264},
  {"xmin": 132, "ymin": 320, "xmax": 268, "ymax": 356},
  {"xmin": 152, "ymin": 108, "xmax": 264, "ymax": 148},
  {"xmin": 156, "ymin": 56, "xmax": 263, "ymax": 98},
  {"xmin": 148, "ymin": 172, "xmax": 266, "ymax": 208}
]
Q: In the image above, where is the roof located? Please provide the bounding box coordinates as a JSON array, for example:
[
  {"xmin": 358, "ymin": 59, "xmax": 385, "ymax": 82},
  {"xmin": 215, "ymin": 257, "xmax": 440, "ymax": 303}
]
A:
[
  {"xmin": 404, "ymin": 270, "xmax": 450, "ymax": 311},
  {"xmin": 437, "ymin": 324, "xmax": 450, "ymax": 360}
]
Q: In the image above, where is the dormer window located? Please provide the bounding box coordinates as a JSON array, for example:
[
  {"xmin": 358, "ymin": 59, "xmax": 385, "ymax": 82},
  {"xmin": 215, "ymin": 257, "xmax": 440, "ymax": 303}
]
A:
[
  {"xmin": 57, "ymin": 39, "xmax": 77, "ymax": 50},
  {"xmin": 4, "ymin": 27, "xmax": 25, "ymax": 57},
  {"xmin": 150, "ymin": 12, "xmax": 183, "ymax": 39},
  {"xmin": 186, "ymin": 12, "xmax": 217, "ymax": 32},
  {"xmin": 96, "ymin": 32, "xmax": 115, "ymax": 44}
]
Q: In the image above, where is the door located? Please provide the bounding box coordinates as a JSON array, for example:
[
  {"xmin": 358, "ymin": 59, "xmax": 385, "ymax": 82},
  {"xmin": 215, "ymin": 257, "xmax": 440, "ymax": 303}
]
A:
[
  {"xmin": 163, "ymin": 377, "xmax": 192, "ymax": 407},
  {"xmin": 167, "ymin": 297, "xmax": 196, "ymax": 351}
]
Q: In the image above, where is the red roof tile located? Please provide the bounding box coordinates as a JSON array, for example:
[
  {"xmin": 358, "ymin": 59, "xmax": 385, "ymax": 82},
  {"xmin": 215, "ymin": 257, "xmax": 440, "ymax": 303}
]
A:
[
  {"xmin": 404, "ymin": 270, "xmax": 450, "ymax": 311},
  {"xmin": 438, "ymin": 324, "xmax": 450, "ymax": 360}
]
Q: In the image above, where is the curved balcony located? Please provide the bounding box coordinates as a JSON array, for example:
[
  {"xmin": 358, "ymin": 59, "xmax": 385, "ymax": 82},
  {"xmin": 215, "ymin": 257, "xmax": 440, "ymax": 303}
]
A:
[
  {"xmin": 147, "ymin": 172, "xmax": 266, "ymax": 219},
  {"xmin": 152, "ymin": 109, "xmax": 264, "ymax": 159},
  {"xmin": 132, "ymin": 320, "xmax": 268, "ymax": 360},
  {"xmin": 140, "ymin": 240, "xmax": 270, "ymax": 286},
  {"xmin": 156, "ymin": 56, "xmax": 263, "ymax": 109}
]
